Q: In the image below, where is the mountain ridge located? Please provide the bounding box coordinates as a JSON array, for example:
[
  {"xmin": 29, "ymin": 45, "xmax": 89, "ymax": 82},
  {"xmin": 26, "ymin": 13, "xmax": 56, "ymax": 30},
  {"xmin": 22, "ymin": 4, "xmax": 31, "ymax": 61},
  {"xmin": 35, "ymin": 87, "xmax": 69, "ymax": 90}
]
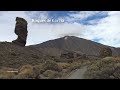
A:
[
  {"xmin": 29, "ymin": 36, "xmax": 120, "ymax": 56},
  {"xmin": 0, "ymin": 36, "xmax": 120, "ymax": 68}
]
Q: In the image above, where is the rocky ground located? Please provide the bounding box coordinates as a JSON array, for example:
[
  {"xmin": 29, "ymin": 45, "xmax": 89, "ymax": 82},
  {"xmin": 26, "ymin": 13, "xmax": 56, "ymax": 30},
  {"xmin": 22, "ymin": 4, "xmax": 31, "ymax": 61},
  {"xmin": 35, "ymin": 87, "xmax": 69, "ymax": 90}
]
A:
[{"xmin": 0, "ymin": 41, "xmax": 120, "ymax": 79}]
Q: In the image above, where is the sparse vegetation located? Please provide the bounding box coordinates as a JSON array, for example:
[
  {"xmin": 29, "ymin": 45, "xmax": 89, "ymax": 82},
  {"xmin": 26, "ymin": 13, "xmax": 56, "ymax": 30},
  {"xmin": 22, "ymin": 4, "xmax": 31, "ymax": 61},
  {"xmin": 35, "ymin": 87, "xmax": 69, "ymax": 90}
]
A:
[
  {"xmin": 57, "ymin": 63, "xmax": 70, "ymax": 69},
  {"xmin": 0, "ymin": 71, "xmax": 16, "ymax": 79},
  {"xmin": 0, "ymin": 67, "xmax": 18, "ymax": 79},
  {"xmin": 32, "ymin": 64, "xmax": 45, "ymax": 79},
  {"xmin": 2, "ymin": 17, "xmax": 120, "ymax": 79},
  {"xmin": 99, "ymin": 47, "xmax": 112, "ymax": 58},
  {"xmin": 1, "ymin": 56, "xmax": 120, "ymax": 79},
  {"xmin": 43, "ymin": 70, "xmax": 60, "ymax": 79},
  {"xmin": 67, "ymin": 61, "xmax": 82, "ymax": 72},
  {"xmin": 84, "ymin": 57, "xmax": 120, "ymax": 79},
  {"xmin": 14, "ymin": 65, "xmax": 34, "ymax": 79},
  {"xmin": 1, "ymin": 50, "xmax": 115, "ymax": 79},
  {"xmin": 43, "ymin": 60, "xmax": 63, "ymax": 72},
  {"xmin": 1, "ymin": 41, "xmax": 120, "ymax": 79}
]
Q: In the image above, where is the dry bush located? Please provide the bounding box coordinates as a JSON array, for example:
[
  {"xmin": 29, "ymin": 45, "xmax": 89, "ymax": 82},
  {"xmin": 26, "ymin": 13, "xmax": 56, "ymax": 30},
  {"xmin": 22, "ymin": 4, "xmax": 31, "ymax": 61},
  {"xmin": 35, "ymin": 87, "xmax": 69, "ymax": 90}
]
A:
[
  {"xmin": 67, "ymin": 61, "xmax": 82, "ymax": 72},
  {"xmin": 0, "ymin": 72, "xmax": 16, "ymax": 79},
  {"xmin": 32, "ymin": 64, "xmax": 45, "ymax": 79},
  {"xmin": 42, "ymin": 70, "xmax": 60, "ymax": 79},
  {"xmin": 14, "ymin": 65, "xmax": 33, "ymax": 79},
  {"xmin": 0, "ymin": 67, "xmax": 18, "ymax": 79},
  {"xmin": 84, "ymin": 57, "xmax": 120, "ymax": 79},
  {"xmin": 99, "ymin": 47, "xmax": 112, "ymax": 58},
  {"xmin": 57, "ymin": 63, "xmax": 70, "ymax": 69},
  {"xmin": 67, "ymin": 59, "xmax": 92, "ymax": 72},
  {"xmin": 43, "ymin": 60, "xmax": 62, "ymax": 72}
]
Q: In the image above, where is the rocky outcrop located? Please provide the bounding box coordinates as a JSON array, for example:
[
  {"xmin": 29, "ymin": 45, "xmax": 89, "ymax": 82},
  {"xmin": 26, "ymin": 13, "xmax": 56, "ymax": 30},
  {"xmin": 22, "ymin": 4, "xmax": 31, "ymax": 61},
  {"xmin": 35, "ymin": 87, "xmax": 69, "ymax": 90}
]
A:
[{"xmin": 12, "ymin": 17, "xmax": 28, "ymax": 46}]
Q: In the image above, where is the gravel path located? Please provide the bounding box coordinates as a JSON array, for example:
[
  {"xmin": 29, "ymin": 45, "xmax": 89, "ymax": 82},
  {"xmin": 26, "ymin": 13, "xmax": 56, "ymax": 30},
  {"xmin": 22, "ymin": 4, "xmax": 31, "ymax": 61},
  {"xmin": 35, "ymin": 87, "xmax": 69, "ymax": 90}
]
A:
[{"xmin": 66, "ymin": 66, "xmax": 87, "ymax": 79}]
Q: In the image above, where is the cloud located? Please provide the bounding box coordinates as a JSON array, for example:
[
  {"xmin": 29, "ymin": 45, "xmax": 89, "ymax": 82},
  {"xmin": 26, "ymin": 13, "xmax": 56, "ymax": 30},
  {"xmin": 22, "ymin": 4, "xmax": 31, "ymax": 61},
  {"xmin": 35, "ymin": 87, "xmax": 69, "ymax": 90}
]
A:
[
  {"xmin": 0, "ymin": 11, "xmax": 30, "ymax": 42},
  {"xmin": 0, "ymin": 11, "xmax": 120, "ymax": 48},
  {"xmin": 81, "ymin": 11, "xmax": 120, "ymax": 47},
  {"xmin": 69, "ymin": 11, "xmax": 100, "ymax": 20},
  {"xmin": 0, "ymin": 11, "xmax": 85, "ymax": 45},
  {"xmin": 27, "ymin": 22, "xmax": 85, "ymax": 45},
  {"xmin": 25, "ymin": 11, "xmax": 49, "ymax": 20},
  {"xmin": 51, "ymin": 22, "xmax": 85, "ymax": 37}
]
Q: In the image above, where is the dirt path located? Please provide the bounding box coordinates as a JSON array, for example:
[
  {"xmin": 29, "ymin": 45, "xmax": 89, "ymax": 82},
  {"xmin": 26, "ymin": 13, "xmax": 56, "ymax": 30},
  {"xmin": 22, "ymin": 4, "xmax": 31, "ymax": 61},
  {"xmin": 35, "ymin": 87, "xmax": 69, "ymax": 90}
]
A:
[{"xmin": 66, "ymin": 66, "xmax": 87, "ymax": 79}]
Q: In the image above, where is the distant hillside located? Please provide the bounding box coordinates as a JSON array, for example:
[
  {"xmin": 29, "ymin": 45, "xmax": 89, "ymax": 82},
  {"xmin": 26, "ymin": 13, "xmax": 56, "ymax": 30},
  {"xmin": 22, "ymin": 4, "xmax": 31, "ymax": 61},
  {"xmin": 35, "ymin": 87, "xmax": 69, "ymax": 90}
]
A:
[
  {"xmin": 0, "ymin": 36, "xmax": 120, "ymax": 68},
  {"xmin": 30, "ymin": 36, "xmax": 120, "ymax": 56}
]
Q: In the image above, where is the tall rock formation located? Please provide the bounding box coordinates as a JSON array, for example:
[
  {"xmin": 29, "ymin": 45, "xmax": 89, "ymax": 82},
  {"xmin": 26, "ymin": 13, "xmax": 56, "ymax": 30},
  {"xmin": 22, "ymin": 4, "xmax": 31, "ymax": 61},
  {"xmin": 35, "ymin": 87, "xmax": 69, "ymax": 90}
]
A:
[{"xmin": 12, "ymin": 17, "xmax": 28, "ymax": 46}]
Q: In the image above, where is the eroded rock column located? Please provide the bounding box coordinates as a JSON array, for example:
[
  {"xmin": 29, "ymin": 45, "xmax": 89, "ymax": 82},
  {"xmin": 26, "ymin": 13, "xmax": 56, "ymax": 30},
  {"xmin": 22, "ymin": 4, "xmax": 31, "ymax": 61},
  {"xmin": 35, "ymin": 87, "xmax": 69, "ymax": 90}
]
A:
[{"xmin": 12, "ymin": 17, "xmax": 28, "ymax": 46}]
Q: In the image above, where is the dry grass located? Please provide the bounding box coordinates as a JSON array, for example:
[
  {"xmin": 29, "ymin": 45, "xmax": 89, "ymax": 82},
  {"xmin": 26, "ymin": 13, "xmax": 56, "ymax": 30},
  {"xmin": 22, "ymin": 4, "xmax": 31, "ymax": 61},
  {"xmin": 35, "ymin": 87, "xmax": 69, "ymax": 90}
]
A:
[
  {"xmin": 0, "ymin": 72, "xmax": 16, "ymax": 79},
  {"xmin": 0, "ymin": 56, "xmax": 101, "ymax": 79},
  {"xmin": 0, "ymin": 67, "xmax": 18, "ymax": 79},
  {"xmin": 14, "ymin": 65, "xmax": 33, "ymax": 79}
]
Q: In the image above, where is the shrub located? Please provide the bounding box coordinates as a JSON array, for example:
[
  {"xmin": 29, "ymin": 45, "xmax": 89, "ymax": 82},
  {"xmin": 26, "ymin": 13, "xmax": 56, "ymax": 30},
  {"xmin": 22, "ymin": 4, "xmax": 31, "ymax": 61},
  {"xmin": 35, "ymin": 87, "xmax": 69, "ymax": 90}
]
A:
[
  {"xmin": 67, "ymin": 61, "xmax": 82, "ymax": 72},
  {"xmin": 32, "ymin": 64, "xmax": 44, "ymax": 79},
  {"xmin": 99, "ymin": 47, "xmax": 112, "ymax": 58},
  {"xmin": 57, "ymin": 63, "xmax": 70, "ymax": 69},
  {"xmin": 42, "ymin": 70, "xmax": 60, "ymax": 79},
  {"xmin": 43, "ymin": 60, "xmax": 62, "ymax": 72},
  {"xmin": 15, "ymin": 65, "xmax": 34, "ymax": 79},
  {"xmin": 84, "ymin": 57, "xmax": 120, "ymax": 79}
]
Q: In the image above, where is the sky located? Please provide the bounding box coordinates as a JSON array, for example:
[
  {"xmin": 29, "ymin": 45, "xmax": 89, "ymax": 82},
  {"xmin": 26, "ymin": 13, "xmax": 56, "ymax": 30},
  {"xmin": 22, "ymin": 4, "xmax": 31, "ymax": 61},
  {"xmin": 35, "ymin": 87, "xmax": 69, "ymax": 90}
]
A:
[{"xmin": 0, "ymin": 11, "xmax": 120, "ymax": 47}]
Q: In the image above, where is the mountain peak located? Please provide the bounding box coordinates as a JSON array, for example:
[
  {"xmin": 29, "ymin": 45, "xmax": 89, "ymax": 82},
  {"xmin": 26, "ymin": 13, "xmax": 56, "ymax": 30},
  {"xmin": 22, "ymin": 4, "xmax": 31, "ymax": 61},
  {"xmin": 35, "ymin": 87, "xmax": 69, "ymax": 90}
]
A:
[
  {"xmin": 63, "ymin": 36, "xmax": 79, "ymax": 39},
  {"xmin": 30, "ymin": 36, "xmax": 120, "ymax": 56},
  {"xmin": 64, "ymin": 36, "xmax": 70, "ymax": 40}
]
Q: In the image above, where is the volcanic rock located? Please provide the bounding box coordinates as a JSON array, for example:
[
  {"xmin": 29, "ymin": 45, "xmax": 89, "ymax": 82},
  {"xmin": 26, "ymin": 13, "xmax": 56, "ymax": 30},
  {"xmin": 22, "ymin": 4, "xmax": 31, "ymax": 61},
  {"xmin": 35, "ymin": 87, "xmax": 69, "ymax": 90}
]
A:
[{"xmin": 12, "ymin": 17, "xmax": 28, "ymax": 46}]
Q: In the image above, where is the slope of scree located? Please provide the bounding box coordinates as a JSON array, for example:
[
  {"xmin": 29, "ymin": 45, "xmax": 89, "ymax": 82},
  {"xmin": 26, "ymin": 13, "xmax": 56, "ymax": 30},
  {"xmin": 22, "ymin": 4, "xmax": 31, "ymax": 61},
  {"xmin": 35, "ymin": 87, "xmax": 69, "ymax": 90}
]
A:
[{"xmin": 30, "ymin": 36, "xmax": 120, "ymax": 56}]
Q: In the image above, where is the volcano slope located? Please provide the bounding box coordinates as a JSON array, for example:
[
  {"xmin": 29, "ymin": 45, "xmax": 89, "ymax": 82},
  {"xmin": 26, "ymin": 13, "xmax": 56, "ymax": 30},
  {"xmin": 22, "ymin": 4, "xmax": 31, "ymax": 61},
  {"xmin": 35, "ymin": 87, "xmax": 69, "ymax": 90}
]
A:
[{"xmin": 30, "ymin": 36, "xmax": 120, "ymax": 57}]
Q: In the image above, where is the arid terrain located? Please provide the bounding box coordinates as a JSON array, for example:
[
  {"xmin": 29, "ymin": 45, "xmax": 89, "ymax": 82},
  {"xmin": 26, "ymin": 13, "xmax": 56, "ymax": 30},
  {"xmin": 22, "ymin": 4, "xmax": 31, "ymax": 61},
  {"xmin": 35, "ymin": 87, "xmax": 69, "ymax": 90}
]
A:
[{"xmin": 0, "ymin": 36, "xmax": 120, "ymax": 79}]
